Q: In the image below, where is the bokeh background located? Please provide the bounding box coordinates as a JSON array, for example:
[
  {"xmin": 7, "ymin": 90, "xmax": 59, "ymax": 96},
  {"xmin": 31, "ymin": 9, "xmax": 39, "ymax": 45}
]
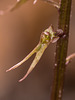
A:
[{"xmin": 0, "ymin": 0, "xmax": 75, "ymax": 100}]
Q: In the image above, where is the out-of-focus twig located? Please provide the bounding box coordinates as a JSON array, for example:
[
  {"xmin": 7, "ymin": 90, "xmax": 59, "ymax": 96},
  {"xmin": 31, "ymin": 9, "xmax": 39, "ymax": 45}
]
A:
[
  {"xmin": 66, "ymin": 53, "xmax": 75, "ymax": 65},
  {"xmin": 33, "ymin": 0, "xmax": 38, "ymax": 4},
  {"xmin": 43, "ymin": 0, "xmax": 60, "ymax": 9},
  {"xmin": 0, "ymin": 0, "xmax": 28, "ymax": 15}
]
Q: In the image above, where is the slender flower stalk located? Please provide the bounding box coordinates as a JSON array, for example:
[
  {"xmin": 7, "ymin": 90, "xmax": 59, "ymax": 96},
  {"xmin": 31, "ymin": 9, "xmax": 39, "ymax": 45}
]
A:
[{"xmin": 51, "ymin": 0, "xmax": 72, "ymax": 100}]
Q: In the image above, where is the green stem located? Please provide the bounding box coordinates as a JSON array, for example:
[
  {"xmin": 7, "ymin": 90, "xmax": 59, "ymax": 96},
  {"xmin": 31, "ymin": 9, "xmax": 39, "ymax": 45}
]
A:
[{"xmin": 51, "ymin": 0, "xmax": 72, "ymax": 100}]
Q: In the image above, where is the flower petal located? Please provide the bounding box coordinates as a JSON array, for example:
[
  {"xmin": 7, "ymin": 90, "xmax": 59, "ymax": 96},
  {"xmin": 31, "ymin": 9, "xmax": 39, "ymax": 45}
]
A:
[
  {"xmin": 19, "ymin": 44, "xmax": 47, "ymax": 82},
  {"xmin": 6, "ymin": 44, "xmax": 40, "ymax": 72}
]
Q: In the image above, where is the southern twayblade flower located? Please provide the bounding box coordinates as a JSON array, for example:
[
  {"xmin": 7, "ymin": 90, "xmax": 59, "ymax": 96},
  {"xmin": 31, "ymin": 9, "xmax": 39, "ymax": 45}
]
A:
[{"xmin": 6, "ymin": 25, "xmax": 59, "ymax": 82}]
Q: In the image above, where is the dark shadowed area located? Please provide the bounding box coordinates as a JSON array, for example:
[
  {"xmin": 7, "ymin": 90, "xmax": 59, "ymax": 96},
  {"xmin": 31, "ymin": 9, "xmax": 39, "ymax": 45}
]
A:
[{"xmin": 0, "ymin": 0, "xmax": 75, "ymax": 100}]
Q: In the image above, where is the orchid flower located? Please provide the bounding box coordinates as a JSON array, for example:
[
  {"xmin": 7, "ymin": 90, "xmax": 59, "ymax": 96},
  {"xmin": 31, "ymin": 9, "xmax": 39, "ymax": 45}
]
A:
[{"xmin": 6, "ymin": 25, "xmax": 59, "ymax": 82}]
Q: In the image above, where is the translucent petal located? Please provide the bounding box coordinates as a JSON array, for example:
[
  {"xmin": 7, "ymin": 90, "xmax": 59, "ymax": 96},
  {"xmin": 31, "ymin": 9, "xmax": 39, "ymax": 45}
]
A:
[
  {"xmin": 6, "ymin": 44, "xmax": 41, "ymax": 72},
  {"xmin": 19, "ymin": 44, "xmax": 47, "ymax": 82}
]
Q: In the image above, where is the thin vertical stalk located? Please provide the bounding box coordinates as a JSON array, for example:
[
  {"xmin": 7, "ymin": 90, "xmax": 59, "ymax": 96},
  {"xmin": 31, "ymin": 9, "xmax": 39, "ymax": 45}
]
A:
[{"xmin": 51, "ymin": 0, "xmax": 72, "ymax": 100}]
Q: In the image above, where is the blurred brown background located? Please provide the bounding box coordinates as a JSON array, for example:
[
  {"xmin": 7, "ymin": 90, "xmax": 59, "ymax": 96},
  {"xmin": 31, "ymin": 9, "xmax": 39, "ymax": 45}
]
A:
[{"xmin": 0, "ymin": 0, "xmax": 75, "ymax": 100}]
